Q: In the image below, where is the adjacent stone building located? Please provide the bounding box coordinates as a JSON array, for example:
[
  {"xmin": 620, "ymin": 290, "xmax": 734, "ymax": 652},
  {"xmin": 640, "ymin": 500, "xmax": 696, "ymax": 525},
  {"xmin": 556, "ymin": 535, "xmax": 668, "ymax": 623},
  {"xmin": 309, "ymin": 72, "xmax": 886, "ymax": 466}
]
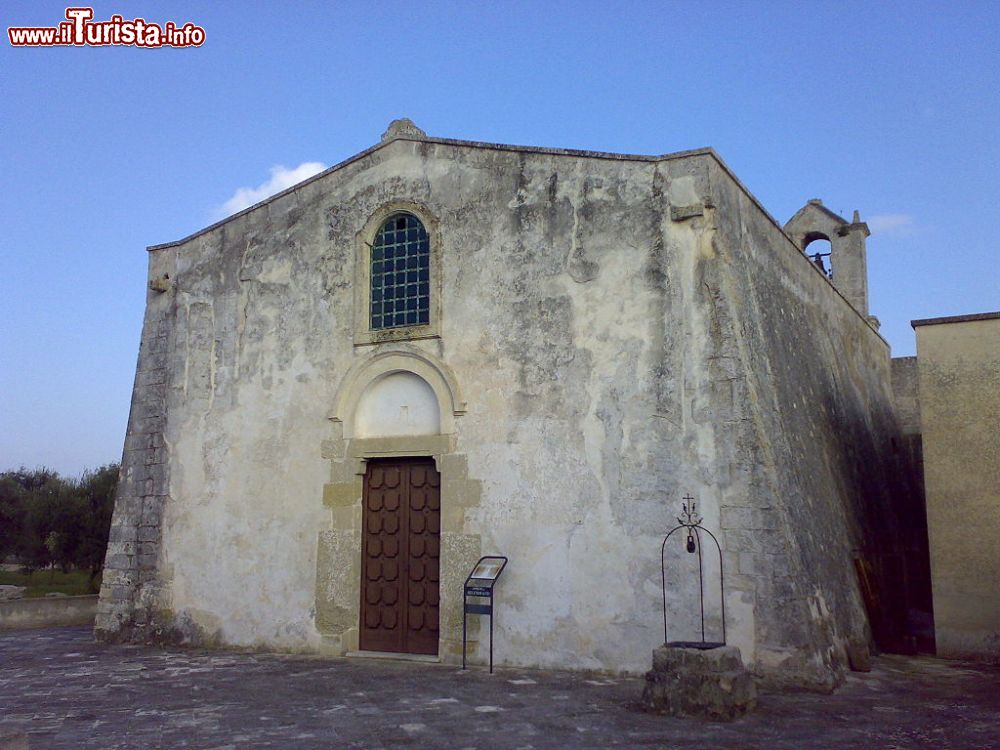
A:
[
  {"xmin": 96, "ymin": 120, "xmax": 925, "ymax": 689},
  {"xmin": 898, "ymin": 313, "xmax": 999, "ymax": 662}
]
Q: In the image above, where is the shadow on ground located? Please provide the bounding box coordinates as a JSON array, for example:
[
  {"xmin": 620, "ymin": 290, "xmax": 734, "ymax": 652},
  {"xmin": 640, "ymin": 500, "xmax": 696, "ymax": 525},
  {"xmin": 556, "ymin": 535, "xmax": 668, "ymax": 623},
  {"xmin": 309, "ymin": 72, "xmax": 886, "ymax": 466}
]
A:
[{"xmin": 1, "ymin": 628, "xmax": 997, "ymax": 749}]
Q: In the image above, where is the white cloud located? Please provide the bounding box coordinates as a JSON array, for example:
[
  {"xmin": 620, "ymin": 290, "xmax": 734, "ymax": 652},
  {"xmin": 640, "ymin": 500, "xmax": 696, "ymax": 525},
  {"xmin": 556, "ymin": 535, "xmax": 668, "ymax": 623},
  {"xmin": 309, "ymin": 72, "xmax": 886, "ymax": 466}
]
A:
[
  {"xmin": 215, "ymin": 162, "xmax": 326, "ymax": 219},
  {"xmin": 866, "ymin": 213, "xmax": 914, "ymax": 234}
]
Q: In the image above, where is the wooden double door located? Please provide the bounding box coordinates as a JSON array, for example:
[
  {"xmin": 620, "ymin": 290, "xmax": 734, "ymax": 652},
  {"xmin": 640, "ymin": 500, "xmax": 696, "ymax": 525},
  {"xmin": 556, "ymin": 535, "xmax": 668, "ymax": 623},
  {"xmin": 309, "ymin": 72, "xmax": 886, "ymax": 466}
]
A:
[{"xmin": 360, "ymin": 458, "xmax": 441, "ymax": 655}]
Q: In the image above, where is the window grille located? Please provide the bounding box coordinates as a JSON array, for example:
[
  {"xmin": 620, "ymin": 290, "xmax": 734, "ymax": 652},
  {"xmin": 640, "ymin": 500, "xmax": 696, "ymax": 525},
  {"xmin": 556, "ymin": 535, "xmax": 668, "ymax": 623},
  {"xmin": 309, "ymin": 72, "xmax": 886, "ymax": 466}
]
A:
[{"xmin": 370, "ymin": 213, "xmax": 430, "ymax": 330}]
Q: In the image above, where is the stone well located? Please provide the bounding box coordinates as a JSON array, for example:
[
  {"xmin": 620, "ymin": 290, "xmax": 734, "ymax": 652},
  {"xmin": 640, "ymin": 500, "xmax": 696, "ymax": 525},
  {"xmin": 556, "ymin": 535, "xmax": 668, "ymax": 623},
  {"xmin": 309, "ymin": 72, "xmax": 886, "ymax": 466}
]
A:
[{"xmin": 641, "ymin": 644, "xmax": 757, "ymax": 721}]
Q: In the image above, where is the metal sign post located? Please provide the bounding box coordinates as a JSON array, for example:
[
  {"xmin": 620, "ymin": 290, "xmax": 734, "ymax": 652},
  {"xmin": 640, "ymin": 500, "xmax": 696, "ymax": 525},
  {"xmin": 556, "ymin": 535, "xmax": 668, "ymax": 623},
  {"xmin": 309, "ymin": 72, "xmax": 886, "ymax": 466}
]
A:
[{"xmin": 462, "ymin": 555, "xmax": 508, "ymax": 673}]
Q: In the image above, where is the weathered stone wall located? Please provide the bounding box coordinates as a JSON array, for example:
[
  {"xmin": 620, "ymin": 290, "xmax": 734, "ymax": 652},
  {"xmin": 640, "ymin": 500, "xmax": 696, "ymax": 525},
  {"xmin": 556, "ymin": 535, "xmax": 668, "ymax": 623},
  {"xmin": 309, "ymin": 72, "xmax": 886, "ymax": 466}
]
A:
[
  {"xmin": 705, "ymin": 159, "xmax": 914, "ymax": 688},
  {"xmin": 95, "ymin": 256, "xmax": 173, "ymax": 642},
  {"xmin": 1, "ymin": 595, "xmax": 98, "ymax": 630},
  {"xmin": 98, "ymin": 131, "xmax": 914, "ymax": 685},
  {"xmin": 914, "ymin": 314, "xmax": 1000, "ymax": 662},
  {"xmin": 891, "ymin": 357, "xmax": 921, "ymax": 436}
]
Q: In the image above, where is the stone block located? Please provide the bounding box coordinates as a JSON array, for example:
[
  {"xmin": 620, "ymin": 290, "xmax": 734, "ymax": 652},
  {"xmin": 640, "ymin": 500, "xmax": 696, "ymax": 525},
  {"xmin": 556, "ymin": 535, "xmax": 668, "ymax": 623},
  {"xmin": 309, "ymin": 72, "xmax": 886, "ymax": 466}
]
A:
[
  {"xmin": 642, "ymin": 645, "xmax": 757, "ymax": 720},
  {"xmin": 138, "ymin": 526, "xmax": 159, "ymax": 542},
  {"xmin": 106, "ymin": 553, "xmax": 133, "ymax": 570},
  {"xmin": 720, "ymin": 506, "xmax": 751, "ymax": 530},
  {"xmin": 323, "ymin": 482, "xmax": 361, "ymax": 508},
  {"xmin": 766, "ymin": 552, "xmax": 791, "ymax": 576},
  {"xmin": 106, "ymin": 540, "xmax": 135, "ymax": 557},
  {"xmin": 110, "ymin": 584, "xmax": 132, "ymax": 602},
  {"xmin": 125, "ymin": 433, "xmax": 149, "ymax": 452},
  {"xmin": 0, "ymin": 585, "xmax": 26, "ymax": 601},
  {"xmin": 136, "ymin": 416, "xmax": 164, "ymax": 437},
  {"xmin": 132, "ymin": 400, "xmax": 164, "ymax": 423},
  {"xmin": 144, "ymin": 463, "xmax": 168, "ymax": 491},
  {"xmin": 756, "ymin": 528, "xmax": 784, "ymax": 551},
  {"xmin": 329, "ymin": 506, "xmax": 356, "ymax": 530},
  {"xmin": 149, "ymin": 334, "xmax": 169, "ymax": 354},
  {"xmin": 137, "ymin": 369, "xmax": 167, "ymax": 387},
  {"xmin": 738, "ymin": 552, "xmax": 760, "ymax": 576},
  {"xmin": 438, "ymin": 453, "xmax": 468, "ymax": 477},
  {"xmin": 670, "ymin": 203, "xmax": 705, "ymax": 221},
  {"xmin": 144, "ymin": 447, "xmax": 167, "ymax": 465},
  {"xmin": 651, "ymin": 643, "xmax": 744, "ymax": 673},
  {"xmin": 724, "ymin": 529, "xmax": 756, "ymax": 552},
  {"xmin": 320, "ymin": 439, "xmax": 340, "ymax": 460},
  {"xmin": 846, "ymin": 638, "xmax": 872, "ymax": 672},
  {"xmin": 442, "ymin": 503, "xmax": 465, "ymax": 531},
  {"xmin": 110, "ymin": 525, "xmax": 139, "ymax": 543},
  {"xmin": 751, "ymin": 507, "xmax": 780, "ymax": 530},
  {"xmin": 99, "ymin": 570, "xmax": 126, "ymax": 588}
]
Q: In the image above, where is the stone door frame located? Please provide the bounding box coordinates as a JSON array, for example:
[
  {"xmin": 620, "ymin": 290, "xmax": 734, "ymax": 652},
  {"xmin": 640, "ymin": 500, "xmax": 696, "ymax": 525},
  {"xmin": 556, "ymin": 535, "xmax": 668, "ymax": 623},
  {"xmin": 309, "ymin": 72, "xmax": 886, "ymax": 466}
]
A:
[{"xmin": 315, "ymin": 347, "xmax": 483, "ymax": 662}]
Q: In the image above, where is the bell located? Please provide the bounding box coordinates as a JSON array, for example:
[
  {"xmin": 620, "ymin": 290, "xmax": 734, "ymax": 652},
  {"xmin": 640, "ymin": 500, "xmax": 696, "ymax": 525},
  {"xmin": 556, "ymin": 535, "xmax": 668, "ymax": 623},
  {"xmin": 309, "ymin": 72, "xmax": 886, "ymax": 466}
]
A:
[{"xmin": 686, "ymin": 534, "xmax": 696, "ymax": 553}]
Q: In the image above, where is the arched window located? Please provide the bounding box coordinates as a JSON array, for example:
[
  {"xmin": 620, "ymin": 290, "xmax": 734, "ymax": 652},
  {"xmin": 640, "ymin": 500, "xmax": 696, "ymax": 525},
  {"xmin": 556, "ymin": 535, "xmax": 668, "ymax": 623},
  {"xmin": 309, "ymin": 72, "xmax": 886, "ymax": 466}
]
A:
[
  {"xmin": 802, "ymin": 232, "xmax": 833, "ymax": 279},
  {"xmin": 370, "ymin": 213, "xmax": 430, "ymax": 330}
]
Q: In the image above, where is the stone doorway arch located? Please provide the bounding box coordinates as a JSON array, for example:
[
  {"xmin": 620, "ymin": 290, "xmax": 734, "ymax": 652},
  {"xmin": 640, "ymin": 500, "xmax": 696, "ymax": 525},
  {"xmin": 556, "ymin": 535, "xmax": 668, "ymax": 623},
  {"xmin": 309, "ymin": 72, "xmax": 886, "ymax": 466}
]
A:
[{"xmin": 314, "ymin": 347, "xmax": 482, "ymax": 662}]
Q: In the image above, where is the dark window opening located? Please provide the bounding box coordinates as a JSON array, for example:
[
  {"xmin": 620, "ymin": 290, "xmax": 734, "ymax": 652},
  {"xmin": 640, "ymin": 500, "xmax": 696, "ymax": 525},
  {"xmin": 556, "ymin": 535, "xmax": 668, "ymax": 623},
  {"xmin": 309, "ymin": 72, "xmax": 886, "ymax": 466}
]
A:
[{"xmin": 803, "ymin": 234, "xmax": 833, "ymax": 280}]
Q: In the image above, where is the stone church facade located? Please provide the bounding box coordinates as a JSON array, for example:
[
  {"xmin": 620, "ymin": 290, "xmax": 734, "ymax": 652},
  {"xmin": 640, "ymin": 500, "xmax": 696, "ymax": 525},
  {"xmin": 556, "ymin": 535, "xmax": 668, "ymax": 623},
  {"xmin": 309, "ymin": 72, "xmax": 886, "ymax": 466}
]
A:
[{"xmin": 96, "ymin": 120, "xmax": 922, "ymax": 689}]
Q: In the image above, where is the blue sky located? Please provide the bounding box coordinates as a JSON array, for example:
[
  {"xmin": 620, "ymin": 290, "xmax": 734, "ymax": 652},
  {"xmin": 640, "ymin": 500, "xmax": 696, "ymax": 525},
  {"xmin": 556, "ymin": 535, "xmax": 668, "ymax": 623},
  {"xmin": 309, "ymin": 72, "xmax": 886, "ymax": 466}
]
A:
[{"xmin": 1, "ymin": 1, "xmax": 997, "ymax": 476}]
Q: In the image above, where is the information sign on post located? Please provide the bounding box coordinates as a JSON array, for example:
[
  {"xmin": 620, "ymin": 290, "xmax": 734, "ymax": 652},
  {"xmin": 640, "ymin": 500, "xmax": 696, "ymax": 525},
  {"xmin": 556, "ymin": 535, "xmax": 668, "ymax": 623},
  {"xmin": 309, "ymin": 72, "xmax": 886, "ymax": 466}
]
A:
[{"xmin": 462, "ymin": 555, "xmax": 508, "ymax": 673}]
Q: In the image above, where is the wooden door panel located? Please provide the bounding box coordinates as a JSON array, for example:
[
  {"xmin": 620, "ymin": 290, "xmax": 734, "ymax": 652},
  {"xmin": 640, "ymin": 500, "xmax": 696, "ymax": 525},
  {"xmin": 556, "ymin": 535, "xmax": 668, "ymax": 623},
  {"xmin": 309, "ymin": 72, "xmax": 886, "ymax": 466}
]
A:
[
  {"xmin": 408, "ymin": 559, "xmax": 426, "ymax": 584},
  {"xmin": 406, "ymin": 461, "xmax": 440, "ymax": 654},
  {"xmin": 360, "ymin": 458, "xmax": 440, "ymax": 655},
  {"xmin": 360, "ymin": 460, "xmax": 405, "ymax": 653},
  {"xmin": 408, "ymin": 582, "xmax": 426, "ymax": 605}
]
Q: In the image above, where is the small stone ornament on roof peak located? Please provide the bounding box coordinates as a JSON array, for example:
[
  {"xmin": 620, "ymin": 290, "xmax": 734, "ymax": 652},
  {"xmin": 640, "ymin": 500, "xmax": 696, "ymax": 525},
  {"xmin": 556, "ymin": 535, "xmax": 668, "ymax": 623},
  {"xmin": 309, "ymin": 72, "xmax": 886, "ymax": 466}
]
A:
[{"xmin": 381, "ymin": 118, "xmax": 427, "ymax": 142}]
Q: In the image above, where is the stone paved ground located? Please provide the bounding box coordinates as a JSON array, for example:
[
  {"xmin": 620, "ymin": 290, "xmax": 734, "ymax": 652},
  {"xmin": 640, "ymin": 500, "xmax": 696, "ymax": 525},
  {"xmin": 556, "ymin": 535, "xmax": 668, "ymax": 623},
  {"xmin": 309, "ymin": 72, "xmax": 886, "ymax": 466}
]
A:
[{"xmin": 1, "ymin": 628, "xmax": 998, "ymax": 749}]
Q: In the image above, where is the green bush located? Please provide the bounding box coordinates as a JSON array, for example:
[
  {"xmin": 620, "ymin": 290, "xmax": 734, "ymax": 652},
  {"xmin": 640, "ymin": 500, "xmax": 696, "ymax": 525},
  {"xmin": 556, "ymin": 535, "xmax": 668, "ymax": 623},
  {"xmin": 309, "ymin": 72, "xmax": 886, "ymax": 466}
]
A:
[
  {"xmin": 0, "ymin": 464, "xmax": 118, "ymax": 591},
  {"xmin": 0, "ymin": 568, "xmax": 97, "ymax": 597}
]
